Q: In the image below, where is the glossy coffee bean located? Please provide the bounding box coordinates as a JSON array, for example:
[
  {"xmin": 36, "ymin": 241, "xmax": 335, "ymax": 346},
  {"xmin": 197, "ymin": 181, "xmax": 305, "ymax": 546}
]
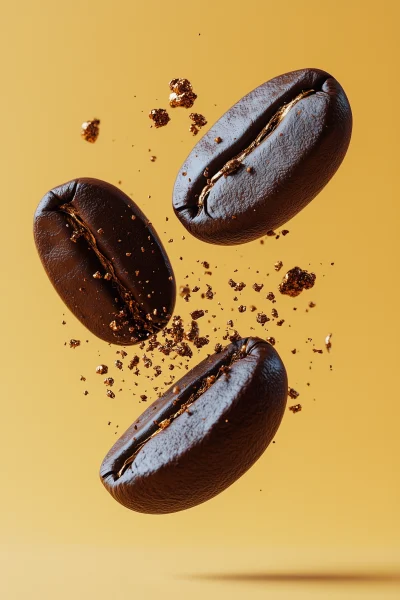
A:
[
  {"xmin": 100, "ymin": 337, "xmax": 288, "ymax": 514},
  {"xmin": 173, "ymin": 68, "xmax": 352, "ymax": 245},
  {"xmin": 34, "ymin": 178, "xmax": 176, "ymax": 345}
]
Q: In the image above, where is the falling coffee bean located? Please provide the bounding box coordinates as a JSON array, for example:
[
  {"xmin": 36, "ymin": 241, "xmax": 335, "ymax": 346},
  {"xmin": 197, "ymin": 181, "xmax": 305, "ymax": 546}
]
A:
[
  {"xmin": 34, "ymin": 178, "xmax": 176, "ymax": 345},
  {"xmin": 173, "ymin": 68, "xmax": 352, "ymax": 245},
  {"xmin": 100, "ymin": 337, "xmax": 287, "ymax": 514}
]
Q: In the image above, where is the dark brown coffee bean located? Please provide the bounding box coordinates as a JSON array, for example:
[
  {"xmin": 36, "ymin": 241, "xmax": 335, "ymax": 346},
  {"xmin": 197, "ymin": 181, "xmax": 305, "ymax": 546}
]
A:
[
  {"xmin": 100, "ymin": 337, "xmax": 287, "ymax": 514},
  {"xmin": 34, "ymin": 178, "xmax": 176, "ymax": 345},
  {"xmin": 173, "ymin": 68, "xmax": 352, "ymax": 245}
]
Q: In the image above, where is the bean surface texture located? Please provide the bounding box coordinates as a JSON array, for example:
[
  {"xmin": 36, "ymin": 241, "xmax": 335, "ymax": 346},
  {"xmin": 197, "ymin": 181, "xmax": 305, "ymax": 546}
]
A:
[
  {"xmin": 34, "ymin": 178, "xmax": 176, "ymax": 345},
  {"xmin": 100, "ymin": 337, "xmax": 288, "ymax": 514},
  {"xmin": 173, "ymin": 68, "xmax": 352, "ymax": 245}
]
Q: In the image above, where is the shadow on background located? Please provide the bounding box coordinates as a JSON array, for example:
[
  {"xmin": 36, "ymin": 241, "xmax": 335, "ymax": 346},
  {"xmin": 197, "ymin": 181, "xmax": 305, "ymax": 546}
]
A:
[{"xmin": 183, "ymin": 572, "xmax": 400, "ymax": 585}]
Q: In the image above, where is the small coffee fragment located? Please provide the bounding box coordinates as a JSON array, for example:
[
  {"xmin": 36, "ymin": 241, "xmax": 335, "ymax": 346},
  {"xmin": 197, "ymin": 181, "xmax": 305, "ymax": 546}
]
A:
[
  {"xmin": 256, "ymin": 313, "xmax": 269, "ymax": 325},
  {"xmin": 189, "ymin": 113, "xmax": 207, "ymax": 128},
  {"xmin": 238, "ymin": 305, "xmax": 246, "ymax": 313},
  {"xmin": 274, "ymin": 261, "xmax": 283, "ymax": 272},
  {"xmin": 325, "ymin": 333, "xmax": 332, "ymax": 352},
  {"xmin": 81, "ymin": 119, "xmax": 100, "ymax": 143},
  {"xmin": 266, "ymin": 292, "xmax": 275, "ymax": 302},
  {"xmin": 169, "ymin": 79, "xmax": 197, "ymax": 109},
  {"xmin": 214, "ymin": 136, "xmax": 222, "ymax": 143},
  {"xmin": 289, "ymin": 404, "xmax": 302, "ymax": 413},
  {"xmin": 279, "ymin": 267, "xmax": 316, "ymax": 297},
  {"xmin": 96, "ymin": 364, "xmax": 108, "ymax": 375},
  {"xmin": 253, "ymin": 283, "xmax": 263, "ymax": 292},
  {"xmin": 69, "ymin": 339, "xmax": 80, "ymax": 349},
  {"xmin": 190, "ymin": 309, "xmax": 205, "ymax": 320},
  {"xmin": 104, "ymin": 377, "xmax": 114, "ymax": 386},
  {"xmin": 266, "ymin": 337, "xmax": 275, "ymax": 346},
  {"xmin": 150, "ymin": 156, "xmax": 157, "ymax": 162},
  {"xmin": 308, "ymin": 301, "xmax": 316, "ymax": 308},
  {"xmin": 281, "ymin": 230, "xmax": 289, "ymax": 236},
  {"xmin": 107, "ymin": 390, "xmax": 116, "ymax": 399},
  {"xmin": 190, "ymin": 125, "xmax": 199, "ymax": 136},
  {"xmin": 115, "ymin": 360, "xmax": 123, "ymax": 370},
  {"xmin": 149, "ymin": 108, "xmax": 170, "ymax": 128},
  {"xmin": 288, "ymin": 388, "xmax": 299, "ymax": 399}
]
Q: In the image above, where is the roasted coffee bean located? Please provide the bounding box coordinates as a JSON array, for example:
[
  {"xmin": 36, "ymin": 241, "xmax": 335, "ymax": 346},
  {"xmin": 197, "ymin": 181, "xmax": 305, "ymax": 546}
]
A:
[
  {"xmin": 34, "ymin": 178, "xmax": 176, "ymax": 345},
  {"xmin": 173, "ymin": 68, "xmax": 352, "ymax": 245},
  {"xmin": 100, "ymin": 337, "xmax": 287, "ymax": 514}
]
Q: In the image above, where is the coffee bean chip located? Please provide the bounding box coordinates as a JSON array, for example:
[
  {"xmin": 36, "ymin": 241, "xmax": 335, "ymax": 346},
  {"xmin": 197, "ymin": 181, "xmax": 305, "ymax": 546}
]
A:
[
  {"xmin": 81, "ymin": 119, "xmax": 100, "ymax": 143},
  {"xmin": 279, "ymin": 267, "xmax": 316, "ymax": 297}
]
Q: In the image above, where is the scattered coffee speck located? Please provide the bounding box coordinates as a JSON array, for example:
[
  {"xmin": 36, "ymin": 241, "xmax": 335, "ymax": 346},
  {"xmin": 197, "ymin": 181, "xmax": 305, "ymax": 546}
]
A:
[
  {"xmin": 279, "ymin": 267, "xmax": 316, "ymax": 297},
  {"xmin": 288, "ymin": 388, "xmax": 299, "ymax": 399},
  {"xmin": 106, "ymin": 390, "xmax": 115, "ymax": 399},
  {"xmin": 190, "ymin": 309, "xmax": 205, "ymax": 320},
  {"xmin": 96, "ymin": 364, "xmax": 108, "ymax": 375},
  {"xmin": 104, "ymin": 377, "xmax": 114, "ymax": 386},
  {"xmin": 274, "ymin": 261, "xmax": 283, "ymax": 271},
  {"xmin": 149, "ymin": 108, "xmax": 170, "ymax": 128},
  {"xmin": 69, "ymin": 339, "xmax": 80, "ymax": 349},
  {"xmin": 325, "ymin": 333, "xmax": 332, "ymax": 352},
  {"xmin": 289, "ymin": 404, "xmax": 302, "ymax": 413},
  {"xmin": 169, "ymin": 78, "xmax": 197, "ymax": 109},
  {"xmin": 81, "ymin": 119, "xmax": 100, "ymax": 143}
]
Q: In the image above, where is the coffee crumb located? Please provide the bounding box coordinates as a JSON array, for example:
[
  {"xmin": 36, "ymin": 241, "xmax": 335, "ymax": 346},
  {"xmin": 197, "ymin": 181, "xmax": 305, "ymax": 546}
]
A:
[
  {"xmin": 189, "ymin": 124, "xmax": 199, "ymax": 136},
  {"xmin": 246, "ymin": 166, "xmax": 254, "ymax": 173},
  {"xmin": 189, "ymin": 113, "xmax": 207, "ymax": 128},
  {"xmin": 281, "ymin": 229, "xmax": 289, "ymax": 236},
  {"xmin": 289, "ymin": 404, "xmax": 302, "ymax": 413},
  {"xmin": 93, "ymin": 271, "xmax": 102, "ymax": 279},
  {"xmin": 325, "ymin": 333, "xmax": 332, "ymax": 352},
  {"xmin": 106, "ymin": 390, "xmax": 115, "ymax": 399},
  {"xmin": 190, "ymin": 309, "xmax": 205, "ymax": 320},
  {"xmin": 288, "ymin": 387, "xmax": 299, "ymax": 399},
  {"xmin": 276, "ymin": 319, "xmax": 285, "ymax": 326},
  {"xmin": 253, "ymin": 283, "xmax": 264, "ymax": 292},
  {"xmin": 274, "ymin": 261, "xmax": 283, "ymax": 272},
  {"xmin": 69, "ymin": 339, "xmax": 80, "ymax": 349},
  {"xmin": 313, "ymin": 349, "xmax": 323, "ymax": 354},
  {"xmin": 115, "ymin": 360, "xmax": 123, "ymax": 370},
  {"xmin": 169, "ymin": 78, "xmax": 197, "ymax": 109},
  {"xmin": 81, "ymin": 119, "xmax": 100, "ymax": 143},
  {"xmin": 140, "ymin": 394, "xmax": 148, "ymax": 401},
  {"xmin": 104, "ymin": 377, "xmax": 114, "ymax": 386},
  {"xmin": 214, "ymin": 343, "xmax": 223, "ymax": 353},
  {"xmin": 80, "ymin": 375, "xmax": 86, "ymax": 381},
  {"xmin": 266, "ymin": 337, "xmax": 276, "ymax": 346},
  {"xmin": 96, "ymin": 364, "xmax": 108, "ymax": 375},
  {"xmin": 238, "ymin": 305, "xmax": 246, "ymax": 313},
  {"xmin": 256, "ymin": 313, "xmax": 269, "ymax": 325},
  {"xmin": 150, "ymin": 155, "xmax": 157, "ymax": 162},
  {"xmin": 266, "ymin": 292, "xmax": 275, "ymax": 302},
  {"xmin": 83, "ymin": 390, "xmax": 89, "ymax": 396},
  {"xmin": 149, "ymin": 108, "xmax": 170, "ymax": 128},
  {"xmin": 279, "ymin": 267, "xmax": 316, "ymax": 297},
  {"xmin": 214, "ymin": 136, "xmax": 222, "ymax": 143}
]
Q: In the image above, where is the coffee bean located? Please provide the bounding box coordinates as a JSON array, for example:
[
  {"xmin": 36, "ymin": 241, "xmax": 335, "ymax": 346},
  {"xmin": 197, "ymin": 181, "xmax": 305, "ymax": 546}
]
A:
[
  {"xmin": 34, "ymin": 178, "xmax": 176, "ymax": 345},
  {"xmin": 173, "ymin": 68, "xmax": 352, "ymax": 245},
  {"xmin": 100, "ymin": 337, "xmax": 287, "ymax": 514}
]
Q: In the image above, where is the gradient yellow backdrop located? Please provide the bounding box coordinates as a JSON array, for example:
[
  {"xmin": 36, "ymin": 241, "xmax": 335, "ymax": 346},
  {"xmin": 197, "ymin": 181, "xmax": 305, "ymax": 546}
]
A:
[{"xmin": 1, "ymin": 0, "xmax": 399, "ymax": 598}]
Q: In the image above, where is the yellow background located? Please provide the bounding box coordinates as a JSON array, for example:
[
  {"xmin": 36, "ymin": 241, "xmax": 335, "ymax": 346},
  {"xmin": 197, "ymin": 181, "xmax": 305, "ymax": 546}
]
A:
[{"xmin": 1, "ymin": 0, "xmax": 399, "ymax": 598}]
